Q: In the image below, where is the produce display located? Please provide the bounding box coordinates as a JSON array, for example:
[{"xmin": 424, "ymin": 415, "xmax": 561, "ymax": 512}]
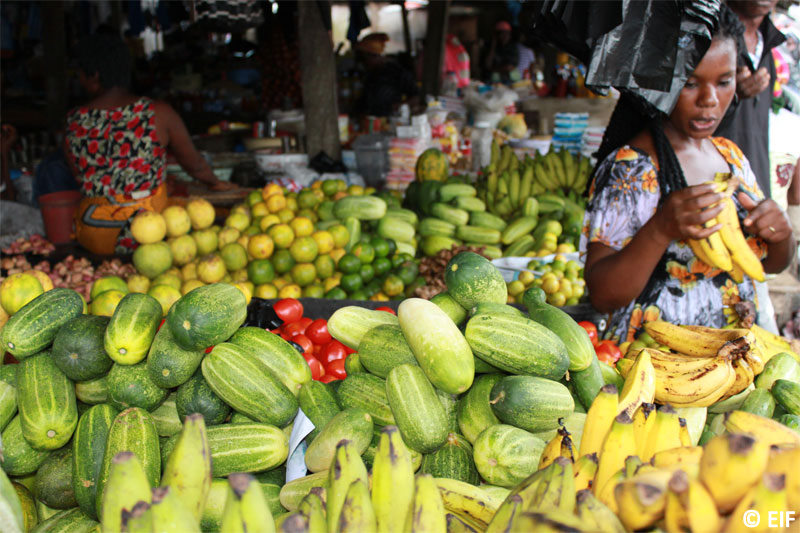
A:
[
  {"xmin": 1, "ymin": 242, "xmax": 800, "ymax": 532},
  {"xmin": 506, "ymin": 255, "xmax": 586, "ymax": 306}
]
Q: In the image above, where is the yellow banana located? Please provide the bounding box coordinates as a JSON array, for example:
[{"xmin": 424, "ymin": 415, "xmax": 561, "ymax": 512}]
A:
[
  {"xmin": 633, "ymin": 403, "xmax": 657, "ymax": 458},
  {"xmin": 617, "ymin": 350, "xmax": 655, "ymax": 419},
  {"xmin": 444, "ymin": 512, "xmax": 483, "ymax": 533},
  {"xmin": 485, "ymin": 493, "xmax": 525, "ymax": 533},
  {"xmin": 579, "ymin": 384, "xmax": 619, "ymax": 458},
  {"xmin": 594, "ymin": 413, "xmax": 637, "ymax": 497},
  {"xmin": 122, "ymin": 501, "xmax": 152, "ymax": 533},
  {"xmin": 644, "ymin": 320, "xmax": 752, "ymax": 357},
  {"xmin": 326, "ymin": 440, "xmax": 369, "ymax": 533},
  {"xmin": 651, "ymin": 446, "xmax": 703, "ymax": 471},
  {"xmin": 724, "ymin": 410, "xmax": 800, "ymax": 447},
  {"xmin": 160, "ymin": 413, "xmax": 211, "ymax": 521},
  {"xmin": 597, "ymin": 469, "xmax": 625, "ymax": 515},
  {"xmin": 678, "ymin": 418, "xmax": 692, "ymax": 447},
  {"xmin": 298, "ymin": 489, "xmax": 327, "ymax": 533},
  {"xmin": 720, "ymin": 357, "xmax": 755, "ymax": 401},
  {"xmin": 434, "ymin": 478, "xmax": 500, "ymax": 528},
  {"xmin": 407, "ymin": 474, "xmax": 446, "ymax": 533},
  {"xmin": 699, "ymin": 433, "xmax": 771, "ymax": 512},
  {"xmin": 641, "ymin": 406, "xmax": 684, "ymax": 462},
  {"xmin": 573, "ymin": 453, "xmax": 599, "ymax": 493},
  {"xmin": 101, "ymin": 452, "xmax": 152, "ymax": 533},
  {"xmin": 624, "ymin": 455, "xmax": 645, "ymax": 479},
  {"xmin": 692, "ymin": 223, "xmax": 733, "ymax": 271},
  {"xmin": 336, "ymin": 480, "xmax": 376, "ymax": 533},
  {"xmin": 766, "ymin": 445, "xmax": 800, "ymax": 513},
  {"xmin": 653, "ymin": 355, "xmax": 736, "ymax": 407},
  {"xmin": 150, "ymin": 485, "xmax": 202, "ymax": 533},
  {"xmin": 727, "ymin": 472, "xmax": 790, "ymax": 533},
  {"xmin": 664, "ymin": 469, "xmax": 720, "ymax": 533},
  {"xmin": 750, "ymin": 324, "xmax": 799, "ymax": 364},
  {"xmin": 718, "ymin": 197, "xmax": 766, "ymax": 282},
  {"xmin": 575, "ymin": 489, "xmax": 626, "ymax": 533},
  {"xmin": 530, "ymin": 457, "xmax": 575, "ymax": 514},
  {"xmin": 538, "ymin": 426, "xmax": 574, "ymax": 469},
  {"xmin": 688, "ymin": 238, "xmax": 718, "ymax": 269},
  {"xmin": 372, "ymin": 426, "xmax": 414, "ymax": 533},
  {"xmin": 614, "ymin": 469, "xmax": 673, "ymax": 531}
]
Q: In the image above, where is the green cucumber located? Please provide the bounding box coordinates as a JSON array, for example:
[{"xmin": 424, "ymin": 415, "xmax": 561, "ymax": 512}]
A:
[
  {"xmin": 470, "ymin": 302, "xmax": 523, "ymax": 318},
  {"xmin": 444, "ymin": 252, "xmax": 507, "ymax": 309},
  {"xmin": 489, "ymin": 375, "xmax": 574, "ymax": 433},
  {"xmin": 439, "ymin": 184, "xmax": 476, "ymax": 203},
  {"xmin": 145, "ymin": 324, "xmax": 205, "ymax": 389},
  {"xmin": 502, "ymin": 235, "xmax": 535, "ymax": 257},
  {"xmin": 430, "ymin": 292, "xmax": 468, "ymax": 326},
  {"xmin": 469, "ymin": 211, "xmax": 507, "ymax": 231},
  {"xmin": 419, "ymin": 218, "xmax": 456, "ymax": 238},
  {"xmin": 149, "ymin": 395, "xmax": 182, "ymax": 437},
  {"xmin": 333, "ymin": 195, "xmax": 387, "ymax": 221},
  {"xmin": 34, "ymin": 448, "xmax": 77, "ymax": 510},
  {"xmin": 420, "ymin": 433, "xmax": 479, "ymax": 485},
  {"xmin": 1, "ymin": 288, "xmax": 83, "ymax": 359},
  {"xmin": 327, "ymin": 306, "xmax": 399, "ymax": 350},
  {"xmin": 104, "ymin": 293, "xmax": 162, "ymax": 365},
  {"xmin": 336, "ymin": 373, "xmax": 395, "ymax": 426},
  {"xmin": 455, "ymin": 226, "xmax": 501, "ymax": 245},
  {"xmin": 772, "ymin": 379, "xmax": 800, "ymax": 415},
  {"xmin": 357, "ymin": 324, "xmax": 417, "ymax": 378},
  {"xmin": 202, "ymin": 343, "xmax": 298, "ymax": 427},
  {"xmin": 437, "ymin": 389, "xmax": 459, "ymax": 434},
  {"xmin": 304, "ymin": 408, "xmax": 373, "ymax": 472},
  {"xmin": 755, "ymin": 353, "xmax": 800, "ymax": 390},
  {"xmin": 454, "ymin": 197, "xmax": 486, "ymax": 212},
  {"xmin": 72, "ymin": 404, "xmax": 117, "ymax": 520},
  {"xmin": 570, "ymin": 357, "xmax": 605, "ymax": 410},
  {"xmin": 386, "ymin": 364, "xmax": 449, "ymax": 454},
  {"xmin": 75, "ymin": 377, "xmax": 108, "ymax": 405},
  {"xmin": 17, "ymin": 352, "xmax": 78, "ymax": 450},
  {"xmin": 456, "ymin": 374, "xmax": 502, "ymax": 444},
  {"xmin": 0, "ymin": 416, "xmax": 50, "ymax": 476},
  {"xmin": 298, "ymin": 381, "xmax": 341, "ymax": 443},
  {"xmin": 473, "ymin": 424, "xmax": 544, "ymax": 487},
  {"xmin": 175, "ymin": 370, "xmax": 231, "ymax": 426},
  {"xmin": 501, "ymin": 216, "xmax": 538, "ymax": 245},
  {"xmin": 229, "ymin": 326, "xmax": 312, "ymax": 396},
  {"xmin": 166, "ymin": 283, "xmax": 247, "ymax": 351},
  {"xmin": 106, "ymin": 362, "xmax": 168, "ymax": 412},
  {"xmin": 51, "ymin": 315, "xmax": 112, "ymax": 382},
  {"xmin": 431, "ymin": 203, "xmax": 470, "ymax": 226},
  {"xmin": 0, "ymin": 378, "xmax": 17, "ymax": 432}
]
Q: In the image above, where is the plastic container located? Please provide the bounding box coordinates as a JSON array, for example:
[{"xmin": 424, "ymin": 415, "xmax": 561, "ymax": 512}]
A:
[
  {"xmin": 38, "ymin": 190, "xmax": 82, "ymax": 244},
  {"xmin": 471, "ymin": 121, "xmax": 493, "ymax": 171},
  {"xmin": 351, "ymin": 134, "xmax": 390, "ymax": 188}
]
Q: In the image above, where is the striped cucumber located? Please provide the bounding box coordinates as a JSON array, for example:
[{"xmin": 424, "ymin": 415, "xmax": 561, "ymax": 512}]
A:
[
  {"xmin": 229, "ymin": 327, "xmax": 312, "ymax": 396},
  {"xmin": 0, "ymin": 416, "xmax": 50, "ymax": 476},
  {"xmin": 104, "ymin": 293, "xmax": 162, "ymax": 365},
  {"xmin": 298, "ymin": 381, "xmax": 341, "ymax": 443},
  {"xmin": 17, "ymin": 352, "xmax": 78, "ymax": 450},
  {"xmin": 72, "ymin": 404, "xmax": 117, "ymax": 520},
  {"xmin": 1, "ymin": 288, "xmax": 83, "ymax": 359},
  {"xmin": 336, "ymin": 373, "xmax": 395, "ymax": 426},
  {"xmin": 357, "ymin": 324, "xmax": 418, "ymax": 378},
  {"xmin": 386, "ymin": 364, "xmax": 449, "ymax": 454},
  {"xmin": 146, "ymin": 324, "xmax": 205, "ymax": 389}
]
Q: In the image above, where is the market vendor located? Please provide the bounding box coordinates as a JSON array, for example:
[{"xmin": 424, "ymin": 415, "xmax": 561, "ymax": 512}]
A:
[
  {"xmin": 581, "ymin": 7, "xmax": 795, "ymax": 343},
  {"xmin": 65, "ymin": 32, "xmax": 235, "ymax": 256}
]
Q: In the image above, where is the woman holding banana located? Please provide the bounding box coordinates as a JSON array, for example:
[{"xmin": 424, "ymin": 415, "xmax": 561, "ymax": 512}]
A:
[{"xmin": 581, "ymin": 7, "xmax": 794, "ymax": 344}]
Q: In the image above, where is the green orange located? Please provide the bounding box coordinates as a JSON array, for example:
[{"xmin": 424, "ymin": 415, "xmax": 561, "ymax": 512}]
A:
[
  {"xmin": 268, "ymin": 223, "xmax": 295, "ymax": 249},
  {"xmin": 329, "ymin": 224, "xmax": 350, "ymax": 248},
  {"xmin": 289, "ymin": 236, "xmax": 319, "ymax": 263},
  {"xmin": 291, "ymin": 263, "xmax": 317, "ymax": 287},
  {"xmin": 272, "ymin": 249, "xmax": 295, "ymax": 274},
  {"xmin": 248, "ymin": 259, "xmax": 275, "ymax": 285},
  {"xmin": 314, "ymin": 254, "xmax": 335, "ymax": 280}
]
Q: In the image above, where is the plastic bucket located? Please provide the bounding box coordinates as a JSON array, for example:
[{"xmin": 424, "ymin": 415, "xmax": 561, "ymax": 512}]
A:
[{"xmin": 39, "ymin": 190, "xmax": 82, "ymax": 244}]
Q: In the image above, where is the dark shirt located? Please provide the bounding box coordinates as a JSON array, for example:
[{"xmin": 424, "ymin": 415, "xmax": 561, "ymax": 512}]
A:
[
  {"xmin": 485, "ymin": 40, "xmax": 520, "ymax": 83},
  {"xmin": 360, "ymin": 59, "xmax": 418, "ymax": 117},
  {"xmin": 715, "ymin": 16, "xmax": 786, "ymax": 198}
]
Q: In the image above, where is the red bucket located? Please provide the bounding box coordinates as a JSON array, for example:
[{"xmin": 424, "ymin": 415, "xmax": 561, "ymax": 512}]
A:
[{"xmin": 39, "ymin": 190, "xmax": 82, "ymax": 244}]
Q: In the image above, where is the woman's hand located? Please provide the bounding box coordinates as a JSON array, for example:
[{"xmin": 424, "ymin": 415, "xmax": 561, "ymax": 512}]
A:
[
  {"xmin": 654, "ymin": 184, "xmax": 724, "ymax": 243},
  {"xmin": 736, "ymin": 66, "xmax": 770, "ymax": 99},
  {"xmin": 208, "ymin": 180, "xmax": 237, "ymax": 192},
  {"xmin": 739, "ymin": 192, "xmax": 792, "ymax": 244}
]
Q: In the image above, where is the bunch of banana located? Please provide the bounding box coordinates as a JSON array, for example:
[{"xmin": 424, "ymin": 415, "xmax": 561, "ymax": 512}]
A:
[
  {"xmin": 687, "ymin": 175, "xmax": 766, "ymax": 282},
  {"xmin": 749, "ymin": 322, "xmax": 800, "ymax": 364},
  {"xmin": 616, "ymin": 321, "xmax": 761, "ymax": 407},
  {"xmin": 104, "ymin": 414, "xmax": 211, "ymax": 533},
  {"xmin": 275, "ymin": 427, "xmax": 502, "ymax": 533}
]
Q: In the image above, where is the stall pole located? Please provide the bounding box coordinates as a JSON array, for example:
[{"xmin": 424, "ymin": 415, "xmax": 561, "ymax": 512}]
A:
[
  {"xmin": 400, "ymin": 1, "xmax": 412, "ymax": 54},
  {"xmin": 298, "ymin": 1, "xmax": 342, "ymax": 160},
  {"xmin": 43, "ymin": 2, "xmax": 68, "ymax": 135},
  {"xmin": 421, "ymin": 0, "xmax": 451, "ymax": 97}
]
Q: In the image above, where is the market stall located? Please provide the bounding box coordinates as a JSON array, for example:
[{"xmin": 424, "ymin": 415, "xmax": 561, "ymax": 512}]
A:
[{"xmin": 2, "ymin": 0, "xmax": 800, "ymax": 531}]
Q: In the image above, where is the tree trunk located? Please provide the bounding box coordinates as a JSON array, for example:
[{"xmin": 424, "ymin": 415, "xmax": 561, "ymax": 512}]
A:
[
  {"xmin": 298, "ymin": 1, "xmax": 341, "ymax": 159},
  {"xmin": 421, "ymin": 0, "xmax": 450, "ymax": 98}
]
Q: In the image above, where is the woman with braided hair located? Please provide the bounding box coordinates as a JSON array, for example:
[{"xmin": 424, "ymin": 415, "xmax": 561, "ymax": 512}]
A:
[{"xmin": 582, "ymin": 9, "xmax": 794, "ymax": 343}]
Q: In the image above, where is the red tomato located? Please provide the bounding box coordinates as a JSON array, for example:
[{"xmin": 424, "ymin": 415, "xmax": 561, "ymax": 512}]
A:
[
  {"xmin": 375, "ymin": 306, "xmax": 396, "ymax": 315},
  {"xmin": 578, "ymin": 321, "xmax": 599, "ymax": 346},
  {"xmin": 283, "ymin": 322, "xmax": 307, "ymax": 338},
  {"xmin": 297, "ymin": 317, "xmax": 313, "ymax": 331},
  {"xmin": 319, "ymin": 340, "xmax": 347, "ymax": 366},
  {"xmin": 327, "ymin": 358, "xmax": 347, "ymax": 380},
  {"xmin": 303, "ymin": 353, "xmax": 325, "ymax": 380},
  {"xmin": 158, "ymin": 318, "xmax": 165, "ymax": 330},
  {"xmin": 270, "ymin": 328, "xmax": 281, "ymax": 335},
  {"xmin": 280, "ymin": 331, "xmax": 293, "ymax": 342},
  {"xmin": 293, "ymin": 334, "xmax": 313, "ymax": 354},
  {"xmin": 205, "ymin": 346, "xmax": 214, "ymax": 354},
  {"xmin": 595, "ymin": 340, "xmax": 622, "ymax": 364},
  {"xmin": 319, "ymin": 374, "xmax": 337, "ymax": 383},
  {"xmin": 274, "ymin": 298, "xmax": 303, "ymax": 323},
  {"xmin": 343, "ymin": 344, "xmax": 356, "ymax": 355},
  {"xmin": 305, "ymin": 319, "xmax": 331, "ymax": 345}
]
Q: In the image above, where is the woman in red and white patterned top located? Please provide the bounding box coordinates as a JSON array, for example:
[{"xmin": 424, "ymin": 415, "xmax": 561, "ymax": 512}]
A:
[{"xmin": 65, "ymin": 32, "xmax": 234, "ymax": 255}]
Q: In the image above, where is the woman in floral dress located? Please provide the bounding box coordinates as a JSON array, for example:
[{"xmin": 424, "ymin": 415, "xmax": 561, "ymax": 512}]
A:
[
  {"xmin": 65, "ymin": 32, "xmax": 233, "ymax": 255},
  {"xmin": 581, "ymin": 9, "xmax": 794, "ymax": 343}
]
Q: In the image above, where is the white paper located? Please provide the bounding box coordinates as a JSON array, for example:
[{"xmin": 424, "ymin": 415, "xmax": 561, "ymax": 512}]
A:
[{"xmin": 285, "ymin": 409, "xmax": 316, "ymax": 483}]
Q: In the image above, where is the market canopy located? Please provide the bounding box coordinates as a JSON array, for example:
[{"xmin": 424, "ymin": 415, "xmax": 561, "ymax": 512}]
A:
[{"xmin": 532, "ymin": 0, "xmax": 722, "ymax": 115}]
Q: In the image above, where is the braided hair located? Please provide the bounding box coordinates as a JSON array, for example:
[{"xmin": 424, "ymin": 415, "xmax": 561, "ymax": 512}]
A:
[{"xmin": 589, "ymin": 4, "xmax": 745, "ymax": 207}]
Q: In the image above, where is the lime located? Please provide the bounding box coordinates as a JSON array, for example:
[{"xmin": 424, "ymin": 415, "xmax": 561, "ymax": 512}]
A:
[
  {"xmin": 359, "ymin": 264, "xmax": 375, "ymax": 283},
  {"xmin": 268, "ymin": 224, "xmax": 295, "ymax": 249},
  {"xmin": 325, "ymin": 287, "xmax": 347, "ymax": 300},
  {"xmin": 551, "ymin": 260, "xmax": 566, "ymax": 272},
  {"xmin": 272, "ymin": 249, "xmax": 296, "ymax": 274},
  {"xmin": 382, "ymin": 275, "xmax": 404, "ymax": 298},
  {"xmin": 391, "ymin": 254, "xmax": 405, "ymax": 268},
  {"xmin": 508, "ymin": 280, "xmax": 526, "ymax": 297},
  {"xmin": 518, "ymin": 270, "xmax": 535, "ymax": 286},
  {"xmin": 298, "ymin": 189, "xmax": 320, "ymax": 209},
  {"xmin": 291, "ymin": 263, "xmax": 317, "ymax": 287},
  {"xmin": 248, "ymin": 259, "xmax": 275, "ymax": 284},
  {"xmin": 220, "ymin": 243, "xmax": 248, "ymax": 271},
  {"xmin": 302, "ymin": 284, "xmax": 325, "ymax": 298},
  {"xmin": 340, "ymin": 273, "xmax": 363, "ymax": 293},
  {"xmin": 370, "ymin": 237, "xmax": 390, "ymax": 258},
  {"xmin": 338, "ymin": 253, "xmax": 361, "ymax": 274},
  {"xmin": 548, "ymin": 292, "xmax": 567, "ymax": 307},
  {"xmin": 329, "ymin": 224, "xmax": 350, "ymax": 248},
  {"xmin": 542, "ymin": 277, "xmax": 560, "ymax": 295},
  {"xmin": 321, "ymin": 180, "xmax": 339, "ymax": 197},
  {"xmin": 290, "ymin": 236, "xmax": 319, "ymax": 263},
  {"xmin": 385, "ymin": 238, "xmax": 397, "ymax": 258},
  {"xmin": 255, "ymin": 283, "xmax": 278, "ymax": 299},
  {"xmin": 373, "ymin": 257, "xmax": 392, "ymax": 277},
  {"xmin": 352, "ymin": 242, "xmax": 374, "ymax": 264},
  {"xmin": 90, "ymin": 276, "xmax": 129, "ymax": 301},
  {"xmin": 297, "ymin": 209, "xmax": 318, "ymax": 223},
  {"xmin": 314, "ymin": 254, "xmax": 335, "ymax": 280},
  {"xmin": 396, "ymin": 262, "xmax": 419, "ymax": 286},
  {"xmin": 364, "ymin": 279, "xmax": 382, "ymax": 297},
  {"xmin": 349, "ymin": 289, "xmax": 367, "ymax": 300},
  {"xmin": 279, "ymin": 284, "xmax": 302, "ymax": 299}
]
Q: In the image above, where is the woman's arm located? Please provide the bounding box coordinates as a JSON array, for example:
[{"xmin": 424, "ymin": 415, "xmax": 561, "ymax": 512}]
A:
[
  {"xmin": 586, "ymin": 184, "xmax": 724, "ymax": 313},
  {"xmin": 154, "ymin": 102, "xmax": 234, "ymax": 191}
]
